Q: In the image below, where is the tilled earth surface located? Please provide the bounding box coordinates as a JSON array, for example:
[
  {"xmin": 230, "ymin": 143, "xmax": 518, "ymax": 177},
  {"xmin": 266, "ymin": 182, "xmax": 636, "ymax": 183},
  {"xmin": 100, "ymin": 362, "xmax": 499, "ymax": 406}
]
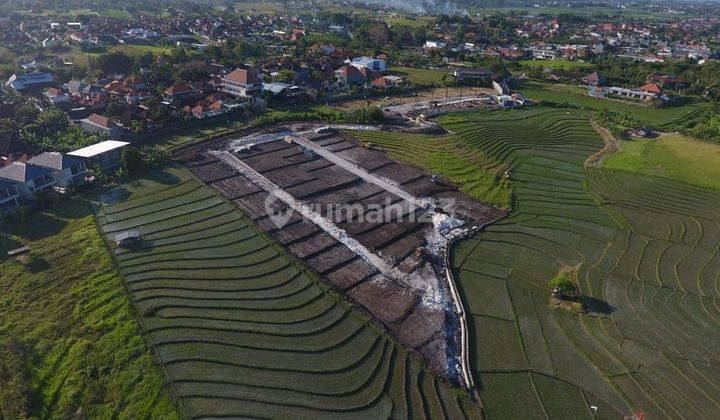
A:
[{"xmin": 180, "ymin": 129, "xmax": 505, "ymax": 380}]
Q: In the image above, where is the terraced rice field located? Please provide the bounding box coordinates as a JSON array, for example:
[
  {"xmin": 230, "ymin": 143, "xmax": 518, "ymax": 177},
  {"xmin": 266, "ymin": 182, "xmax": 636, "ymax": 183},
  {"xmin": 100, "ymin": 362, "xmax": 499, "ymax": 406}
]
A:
[
  {"xmin": 94, "ymin": 167, "xmax": 481, "ymax": 419},
  {"xmin": 351, "ymin": 108, "xmax": 720, "ymax": 418},
  {"xmin": 350, "ymin": 130, "xmax": 512, "ymax": 209},
  {"xmin": 519, "ymin": 82, "xmax": 709, "ymax": 131}
]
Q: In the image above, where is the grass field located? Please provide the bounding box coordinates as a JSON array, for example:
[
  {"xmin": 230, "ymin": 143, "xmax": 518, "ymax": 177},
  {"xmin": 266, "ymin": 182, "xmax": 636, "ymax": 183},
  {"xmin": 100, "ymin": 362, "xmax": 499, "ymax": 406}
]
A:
[
  {"xmin": 94, "ymin": 166, "xmax": 481, "ymax": 418},
  {"xmin": 147, "ymin": 121, "xmax": 239, "ymax": 152},
  {"xmin": 469, "ymin": 5, "xmax": 677, "ymax": 19},
  {"xmin": 0, "ymin": 200, "xmax": 177, "ymax": 419},
  {"xmin": 389, "ymin": 66, "xmax": 450, "ymax": 86},
  {"xmin": 604, "ymin": 134, "xmax": 720, "ymax": 190},
  {"xmin": 519, "ymin": 82, "xmax": 709, "ymax": 130},
  {"xmin": 519, "ymin": 59, "xmax": 593, "ymax": 70},
  {"xmin": 384, "ymin": 16, "xmax": 435, "ymax": 28},
  {"xmin": 111, "ymin": 44, "xmax": 177, "ymax": 56},
  {"xmin": 349, "ymin": 130, "xmax": 513, "ymax": 209},
  {"xmin": 232, "ymin": 2, "xmax": 282, "ymax": 13},
  {"xmin": 19, "ymin": 8, "xmax": 132, "ymax": 18},
  {"xmin": 354, "ymin": 107, "xmax": 720, "ymax": 418}
]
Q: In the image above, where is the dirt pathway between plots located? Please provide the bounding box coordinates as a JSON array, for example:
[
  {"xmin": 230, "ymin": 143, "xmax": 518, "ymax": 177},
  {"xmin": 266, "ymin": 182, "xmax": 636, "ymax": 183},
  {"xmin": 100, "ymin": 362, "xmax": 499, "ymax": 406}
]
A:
[
  {"xmin": 210, "ymin": 149, "xmax": 418, "ymax": 283},
  {"xmin": 209, "ymin": 136, "xmax": 478, "ymax": 390},
  {"xmin": 586, "ymin": 120, "xmax": 621, "ymax": 168}
]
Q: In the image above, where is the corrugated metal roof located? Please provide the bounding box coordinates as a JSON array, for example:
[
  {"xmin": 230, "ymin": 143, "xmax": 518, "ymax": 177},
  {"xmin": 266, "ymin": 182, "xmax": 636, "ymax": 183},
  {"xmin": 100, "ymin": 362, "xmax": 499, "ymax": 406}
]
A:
[{"xmin": 68, "ymin": 140, "xmax": 130, "ymax": 158}]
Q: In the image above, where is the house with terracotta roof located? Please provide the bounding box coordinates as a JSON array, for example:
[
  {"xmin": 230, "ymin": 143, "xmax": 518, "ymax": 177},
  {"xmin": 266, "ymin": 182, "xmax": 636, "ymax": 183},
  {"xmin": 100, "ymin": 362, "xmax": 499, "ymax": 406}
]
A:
[
  {"xmin": 43, "ymin": 87, "xmax": 71, "ymax": 105},
  {"xmin": 222, "ymin": 68, "xmax": 261, "ymax": 101},
  {"xmin": 184, "ymin": 99, "xmax": 225, "ymax": 119},
  {"xmin": 163, "ymin": 82, "xmax": 198, "ymax": 103},
  {"xmin": 646, "ymin": 74, "xmax": 687, "ymax": 89},
  {"xmin": 371, "ymin": 77, "xmax": 391, "ymax": 90},
  {"xmin": 105, "ymin": 80, "xmax": 128, "ymax": 95},
  {"xmin": 371, "ymin": 75, "xmax": 406, "ymax": 90},
  {"xmin": 638, "ymin": 82, "xmax": 662, "ymax": 94},
  {"xmin": 80, "ymin": 113, "xmax": 122, "ymax": 139},
  {"xmin": 604, "ymin": 83, "xmax": 665, "ymax": 102},
  {"xmin": 335, "ymin": 65, "xmax": 364, "ymax": 86},
  {"xmin": 581, "ymin": 71, "xmax": 605, "ymax": 87}
]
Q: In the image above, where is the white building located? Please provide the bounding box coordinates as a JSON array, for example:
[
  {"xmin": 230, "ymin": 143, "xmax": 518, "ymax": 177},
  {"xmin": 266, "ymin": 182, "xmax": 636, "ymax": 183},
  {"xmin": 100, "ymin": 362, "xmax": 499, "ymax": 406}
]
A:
[
  {"xmin": 6, "ymin": 72, "xmax": 54, "ymax": 91},
  {"xmin": 424, "ymin": 40, "xmax": 447, "ymax": 50},
  {"xmin": 350, "ymin": 57, "xmax": 386, "ymax": 73},
  {"xmin": 222, "ymin": 68, "xmax": 261, "ymax": 100},
  {"xmin": 528, "ymin": 46, "xmax": 559, "ymax": 60},
  {"xmin": 68, "ymin": 140, "xmax": 130, "ymax": 171}
]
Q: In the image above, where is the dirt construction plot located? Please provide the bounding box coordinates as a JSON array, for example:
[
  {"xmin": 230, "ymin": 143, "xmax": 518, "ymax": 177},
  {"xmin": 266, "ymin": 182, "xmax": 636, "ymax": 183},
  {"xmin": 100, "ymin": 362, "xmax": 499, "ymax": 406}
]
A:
[{"xmin": 181, "ymin": 127, "xmax": 506, "ymax": 385}]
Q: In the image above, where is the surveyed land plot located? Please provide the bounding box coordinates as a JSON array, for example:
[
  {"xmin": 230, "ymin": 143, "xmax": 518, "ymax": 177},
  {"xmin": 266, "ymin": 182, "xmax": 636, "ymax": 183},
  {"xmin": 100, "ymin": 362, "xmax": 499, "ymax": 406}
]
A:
[{"xmin": 95, "ymin": 166, "xmax": 481, "ymax": 419}]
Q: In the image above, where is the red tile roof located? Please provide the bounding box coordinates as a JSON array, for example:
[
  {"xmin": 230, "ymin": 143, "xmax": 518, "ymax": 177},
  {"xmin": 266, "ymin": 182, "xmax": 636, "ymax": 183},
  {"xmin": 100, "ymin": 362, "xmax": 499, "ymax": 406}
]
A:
[
  {"xmin": 124, "ymin": 75, "xmax": 142, "ymax": 86},
  {"xmin": 223, "ymin": 68, "xmax": 259, "ymax": 84},
  {"xmin": 371, "ymin": 77, "xmax": 389, "ymax": 88},
  {"xmin": 86, "ymin": 113, "xmax": 115, "ymax": 128},
  {"xmin": 105, "ymin": 80, "xmax": 127, "ymax": 93},
  {"xmin": 638, "ymin": 82, "xmax": 662, "ymax": 94},
  {"xmin": 164, "ymin": 83, "xmax": 194, "ymax": 95}
]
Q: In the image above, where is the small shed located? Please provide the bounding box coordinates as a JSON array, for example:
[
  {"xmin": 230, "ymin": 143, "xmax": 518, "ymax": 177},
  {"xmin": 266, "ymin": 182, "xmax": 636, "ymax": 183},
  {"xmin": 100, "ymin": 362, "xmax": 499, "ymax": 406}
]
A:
[
  {"xmin": 7, "ymin": 246, "xmax": 30, "ymax": 257},
  {"xmin": 629, "ymin": 127, "xmax": 654, "ymax": 138},
  {"xmin": 314, "ymin": 126, "xmax": 333, "ymax": 134},
  {"xmin": 114, "ymin": 230, "xmax": 142, "ymax": 247}
]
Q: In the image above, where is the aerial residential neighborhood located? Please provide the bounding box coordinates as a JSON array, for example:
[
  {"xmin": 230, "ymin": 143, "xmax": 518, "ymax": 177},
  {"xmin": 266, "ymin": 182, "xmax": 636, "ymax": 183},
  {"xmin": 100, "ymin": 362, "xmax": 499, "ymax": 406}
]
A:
[{"xmin": 2, "ymin": 0, "xmax": 720, "ymax": 419}]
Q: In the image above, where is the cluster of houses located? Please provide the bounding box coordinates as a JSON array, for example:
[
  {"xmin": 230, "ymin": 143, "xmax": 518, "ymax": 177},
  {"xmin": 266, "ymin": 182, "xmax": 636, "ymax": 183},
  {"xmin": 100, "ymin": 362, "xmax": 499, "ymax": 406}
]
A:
[
  {"xmin": 0, "ymin": 140, "xmax": 129, "ymax": 212},
  {"xmin": 2, "ymin": 4, "xmax": 718, "ymax": 74},
  {"xmin": 332, "ymin": 56, "xmax": 408, "ymax": 90},
  {"xmin": 581, "ymin": 71, "xmax": 684, "ymax": 103},
  {"xmin": 3, "ymin": 51, "xmax": 407, "ymax": 142},
  {"xmin": 422, "ymin": 14, "xmax": 718, "ymax": 64},
  {"xmin": 421, "ymin": 36, "xmax": 714, "ymax": 65}
]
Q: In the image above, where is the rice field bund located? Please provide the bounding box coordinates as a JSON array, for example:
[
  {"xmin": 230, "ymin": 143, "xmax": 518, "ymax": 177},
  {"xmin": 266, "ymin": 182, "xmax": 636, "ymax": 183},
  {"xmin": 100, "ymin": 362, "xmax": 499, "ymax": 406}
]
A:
[
  {"xmin": 92, "ymin": 107, "xmax": 720, "ymax": 418},
  {"xmin": 351, "ymin": 108, "xmax": 720, "ymax": 419},
  {"xmin": 94, "ymin": 167, "xmax": 480, "ymax": 419}
]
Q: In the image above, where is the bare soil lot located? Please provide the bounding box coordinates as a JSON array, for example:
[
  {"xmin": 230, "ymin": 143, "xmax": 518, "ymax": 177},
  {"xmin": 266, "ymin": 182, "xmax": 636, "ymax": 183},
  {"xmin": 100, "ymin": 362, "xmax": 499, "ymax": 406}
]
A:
[{"xmin": 181, "ymin": 128, "xmax": 505, "ymax": 381}]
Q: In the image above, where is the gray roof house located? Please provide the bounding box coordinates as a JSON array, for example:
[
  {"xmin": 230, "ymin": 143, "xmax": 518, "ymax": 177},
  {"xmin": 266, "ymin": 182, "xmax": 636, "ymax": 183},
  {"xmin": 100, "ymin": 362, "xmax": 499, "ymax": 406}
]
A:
[
  {"xmin": 27, "ymin": 152, "xmax": 88, "ymax": 187},
  {"xmin": 0, "ymin": 178, "xmax": 20, "ymax": 210},
  {"xmin": 0, "ymin": 161, "xmax": 57, "ymax": 200}
]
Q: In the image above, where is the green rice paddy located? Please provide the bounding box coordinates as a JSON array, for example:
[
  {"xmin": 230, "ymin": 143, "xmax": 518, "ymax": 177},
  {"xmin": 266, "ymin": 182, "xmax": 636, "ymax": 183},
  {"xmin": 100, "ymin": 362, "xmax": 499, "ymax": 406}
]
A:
[
  {"xmin": 519, "ymin": 82, "xmax": 709, "ymax": 131},
  {"xmin": 351, "ymin": 108, "xmax": 720, "ymax": 418},
  {"xmin": 95, "ymin": 166, "xmax": 480, "ymax": 418}
]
